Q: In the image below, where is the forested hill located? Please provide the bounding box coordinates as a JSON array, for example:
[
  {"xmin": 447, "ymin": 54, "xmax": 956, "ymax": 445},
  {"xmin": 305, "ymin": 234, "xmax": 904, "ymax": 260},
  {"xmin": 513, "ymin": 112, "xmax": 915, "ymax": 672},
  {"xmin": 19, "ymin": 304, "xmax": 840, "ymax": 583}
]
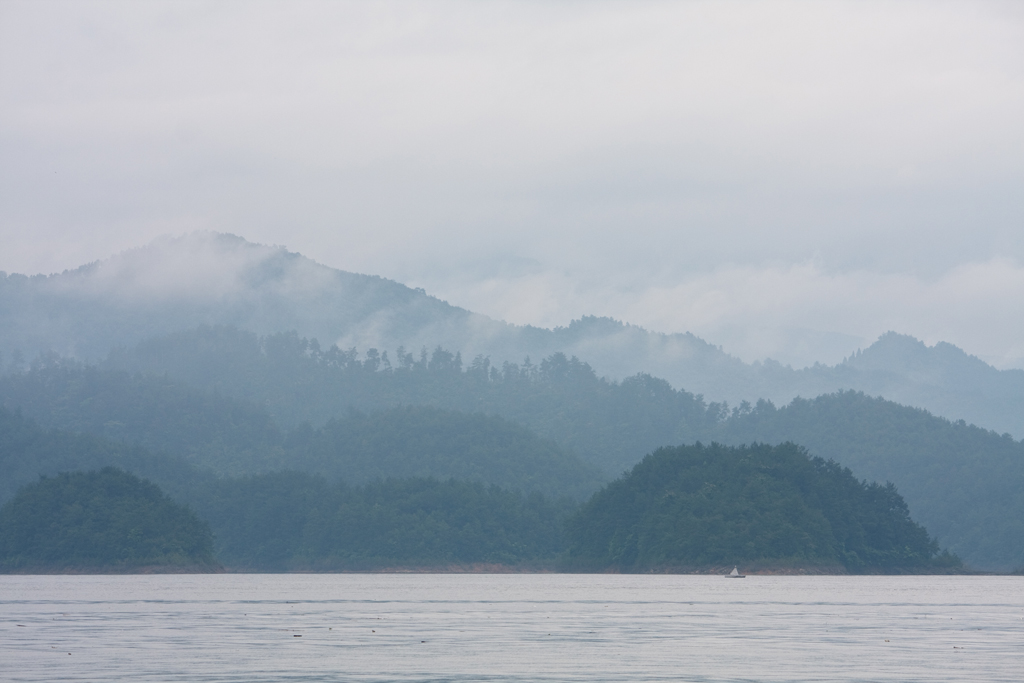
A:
[
  {"xmin": 0, "ymin": 468, "xmax": 216, "ymax": 572},
  {"xmin": 567, "ymin": 442, "xmax": 959, "ymax": 573},
  {"xmin": 3, "ymin": 232, "xmax": 1024, "ymax": 437}
]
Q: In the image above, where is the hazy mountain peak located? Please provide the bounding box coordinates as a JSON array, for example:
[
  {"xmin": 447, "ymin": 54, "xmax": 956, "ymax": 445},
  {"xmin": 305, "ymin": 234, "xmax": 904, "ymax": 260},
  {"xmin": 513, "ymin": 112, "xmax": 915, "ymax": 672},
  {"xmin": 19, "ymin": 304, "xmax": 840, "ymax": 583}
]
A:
[
  {"xmin": 849, "ymin": 331, "xmax": 999, "ymax": 378},
  {"xmin": 847, "ymin": 332, "xmax": 928, "ymax": 368},
  {"xmin": 1, "ymin": 231, "xmax": 477, "ymax": 360},
  {"xmin": 56, "ymin": 232, "xmax": 370, "ymax": 303}
]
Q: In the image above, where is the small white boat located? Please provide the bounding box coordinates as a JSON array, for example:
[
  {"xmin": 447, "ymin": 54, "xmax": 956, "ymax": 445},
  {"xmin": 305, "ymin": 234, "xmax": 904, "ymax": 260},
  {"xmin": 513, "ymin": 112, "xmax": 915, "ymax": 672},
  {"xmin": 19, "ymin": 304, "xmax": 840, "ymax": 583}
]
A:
[{"xmin": 725, "ymin": 566, "xmax": 746, "ymax": 578}]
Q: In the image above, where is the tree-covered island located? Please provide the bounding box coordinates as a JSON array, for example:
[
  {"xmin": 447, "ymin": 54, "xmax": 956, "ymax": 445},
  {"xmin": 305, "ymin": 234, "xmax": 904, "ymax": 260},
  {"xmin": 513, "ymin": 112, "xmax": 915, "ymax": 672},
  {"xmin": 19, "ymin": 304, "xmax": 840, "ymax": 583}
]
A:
[{"xmin": 566, "ymin": 442, "xmax": 962, "ymax": 573}]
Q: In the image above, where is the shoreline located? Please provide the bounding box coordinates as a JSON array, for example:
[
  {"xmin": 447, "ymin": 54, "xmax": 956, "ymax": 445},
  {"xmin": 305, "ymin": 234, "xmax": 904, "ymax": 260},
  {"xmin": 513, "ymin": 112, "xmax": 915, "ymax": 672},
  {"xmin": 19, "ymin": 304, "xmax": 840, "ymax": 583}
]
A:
[
  {"xmin": 1, "ymin": 564, "xmax": 1001, "ymax": 576},
  {"xmin": 0, "ymin": 563, "xmax": 224, "ymax": 575}
]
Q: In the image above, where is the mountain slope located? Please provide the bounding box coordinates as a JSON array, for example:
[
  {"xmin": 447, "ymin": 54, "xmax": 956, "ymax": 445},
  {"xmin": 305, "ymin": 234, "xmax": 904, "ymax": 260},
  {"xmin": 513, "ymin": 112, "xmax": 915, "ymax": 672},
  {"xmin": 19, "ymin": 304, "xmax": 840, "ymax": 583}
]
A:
[
  {"xmin": 0, "ymin": 359, "xmax": 285, "ymax": 475},
  {"xmin": 0, "ymin": 407, "xmax": 209, "ymax": 504},
  {"xmin": 0, "ymin": 362, "xmax": 602, "ymax": 499},
  {"xmin": 286, "ymin": 406, "xmax": 604, "ymax": 499}
]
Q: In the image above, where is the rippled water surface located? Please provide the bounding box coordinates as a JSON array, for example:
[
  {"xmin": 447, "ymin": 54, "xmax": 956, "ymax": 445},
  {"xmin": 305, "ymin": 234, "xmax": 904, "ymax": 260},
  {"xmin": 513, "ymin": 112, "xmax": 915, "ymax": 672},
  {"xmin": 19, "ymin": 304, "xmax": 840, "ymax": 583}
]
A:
[{"xmin": 2, "ymin": 574, "xmax": 1022, "ymax": 682}]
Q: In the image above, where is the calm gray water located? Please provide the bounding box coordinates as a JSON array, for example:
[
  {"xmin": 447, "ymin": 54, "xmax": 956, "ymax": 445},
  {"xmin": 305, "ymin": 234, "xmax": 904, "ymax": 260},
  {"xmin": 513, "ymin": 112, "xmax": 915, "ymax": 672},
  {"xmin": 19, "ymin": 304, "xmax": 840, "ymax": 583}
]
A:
[{"xmin": 1, "ymin": 574, "xmax": 1022, "ymax": 682}]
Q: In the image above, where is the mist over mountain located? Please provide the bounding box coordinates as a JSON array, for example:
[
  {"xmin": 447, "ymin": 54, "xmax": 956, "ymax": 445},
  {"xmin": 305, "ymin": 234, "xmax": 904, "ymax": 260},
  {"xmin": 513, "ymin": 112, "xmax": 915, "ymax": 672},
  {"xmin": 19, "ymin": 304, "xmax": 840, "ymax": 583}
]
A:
[
  {"xmin": 0, "ymin": 232, "xmax": 493, "ymax": 362},
  {"xmin": 2, "ymin": 232, "xmax": 1023, "ymax": 437}
]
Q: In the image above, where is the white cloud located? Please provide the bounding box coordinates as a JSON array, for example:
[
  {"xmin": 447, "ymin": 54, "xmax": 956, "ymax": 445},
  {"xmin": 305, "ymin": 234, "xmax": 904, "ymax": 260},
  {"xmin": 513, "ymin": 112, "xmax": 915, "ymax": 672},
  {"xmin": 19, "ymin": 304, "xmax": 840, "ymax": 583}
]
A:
[{"xmin": 1, "ymin": 0, "xmax": 1023, "ymax": 368}]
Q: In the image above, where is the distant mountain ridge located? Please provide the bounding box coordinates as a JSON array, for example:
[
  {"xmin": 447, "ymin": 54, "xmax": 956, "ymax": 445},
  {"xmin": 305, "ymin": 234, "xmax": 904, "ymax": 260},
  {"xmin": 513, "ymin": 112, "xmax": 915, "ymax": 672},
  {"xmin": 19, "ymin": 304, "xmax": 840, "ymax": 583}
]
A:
[
  {"xmin": 2, "ymin": 231, "xmax": 1023, "ymax": 436},
  {"xmin": 831, "ymin": 333, "xmax": 1024, "ymax": 437}
]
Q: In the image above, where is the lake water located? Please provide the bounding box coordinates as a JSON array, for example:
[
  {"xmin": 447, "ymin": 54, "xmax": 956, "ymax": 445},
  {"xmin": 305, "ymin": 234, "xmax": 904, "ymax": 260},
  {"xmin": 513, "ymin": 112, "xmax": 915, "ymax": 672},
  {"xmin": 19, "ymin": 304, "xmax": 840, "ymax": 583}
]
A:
[{"xmin": 1, "ymin": 574, "xmax": 1022, "ymax": 682}]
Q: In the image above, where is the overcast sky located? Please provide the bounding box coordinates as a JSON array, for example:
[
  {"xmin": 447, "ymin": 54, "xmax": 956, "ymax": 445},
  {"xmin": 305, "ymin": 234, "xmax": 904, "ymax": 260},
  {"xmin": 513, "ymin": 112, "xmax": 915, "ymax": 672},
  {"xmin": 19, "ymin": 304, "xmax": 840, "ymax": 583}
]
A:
[{"xmin": 2, "ymin": 0, "xmax": 1023, "ymax": 368}]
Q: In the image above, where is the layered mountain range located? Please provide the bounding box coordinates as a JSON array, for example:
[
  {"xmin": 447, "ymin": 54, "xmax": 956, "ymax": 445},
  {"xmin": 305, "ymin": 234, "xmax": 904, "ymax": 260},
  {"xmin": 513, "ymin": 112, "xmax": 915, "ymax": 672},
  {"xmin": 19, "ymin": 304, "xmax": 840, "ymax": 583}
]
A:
[
  {"xmin": 2, "ymin": 231, "xmax": 1022, "ymax": 437},
  {"xmin": 2, "ymin": 232, "xmax": 1023, "ymax": 570}
]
